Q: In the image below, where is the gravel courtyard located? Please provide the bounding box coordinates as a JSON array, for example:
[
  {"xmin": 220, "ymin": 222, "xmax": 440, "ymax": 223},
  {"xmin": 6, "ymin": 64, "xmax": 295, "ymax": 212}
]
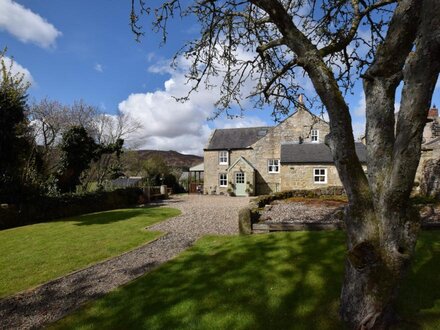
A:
[{"xmin": 0, "ymin": 195, "xmax": 250, "ymax": 330}]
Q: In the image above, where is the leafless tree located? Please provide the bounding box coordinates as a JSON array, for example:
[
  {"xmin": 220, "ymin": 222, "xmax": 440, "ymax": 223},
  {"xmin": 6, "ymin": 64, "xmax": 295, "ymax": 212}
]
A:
[
  {"xmin": 29, "ymin": 99, "xmax": 142, "ymax": 188},
  {"xmin": 83, "ymin": 111, "xmax": 142, "ymax": 188},
  {"xmin": 131, "ymin": 0, "xmax": 440, "ymax": 328}
]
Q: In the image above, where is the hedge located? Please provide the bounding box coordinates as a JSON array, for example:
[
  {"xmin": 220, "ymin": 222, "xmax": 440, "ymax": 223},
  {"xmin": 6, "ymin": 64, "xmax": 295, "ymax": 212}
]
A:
[{"xmin": 0, "ymin": 188, "xmax": 144, "ymax": 230}]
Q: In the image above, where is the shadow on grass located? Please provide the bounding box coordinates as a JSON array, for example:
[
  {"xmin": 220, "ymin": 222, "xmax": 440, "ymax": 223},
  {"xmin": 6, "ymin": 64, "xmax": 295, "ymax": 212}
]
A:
[
  {"xmin": 396, "ymin": 231, "xmax": 440, "ymax": 329},
  {"xmin": 56, "ymin": 206, "xmax": 176, "ymax": 226},
  {"xmin": 54, "ymin": 231, "xmax": 347, "ymax": 330},
  {"xmin": 53, "ymin": 231, "xmax": 440, "ymax": 330}
]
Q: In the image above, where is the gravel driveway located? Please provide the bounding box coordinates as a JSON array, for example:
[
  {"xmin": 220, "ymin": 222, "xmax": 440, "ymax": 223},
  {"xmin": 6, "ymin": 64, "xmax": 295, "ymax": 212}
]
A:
[{"xmin": 0, "ymin": 195, "xmax": 250, "ymax": 330}]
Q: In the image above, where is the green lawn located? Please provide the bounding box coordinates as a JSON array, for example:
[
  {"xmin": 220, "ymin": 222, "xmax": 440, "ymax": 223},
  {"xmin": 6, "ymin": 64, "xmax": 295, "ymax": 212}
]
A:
[
  {"xmin": 0, "ymin": 207, "xmax": 180, "ymax": 298},
  {"xmin": 52, "ymin": 231, "xmax": 440, "ymax": 330}
]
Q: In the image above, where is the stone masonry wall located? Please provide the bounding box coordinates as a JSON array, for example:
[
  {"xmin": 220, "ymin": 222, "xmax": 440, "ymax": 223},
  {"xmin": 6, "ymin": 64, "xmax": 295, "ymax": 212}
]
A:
[
  {"xmin": 204, "ymin": 149, "xmax": 254, "ymax": 195},
  {"xmin": 249, "ymin": 109, "xmax": 330, "ymax": 195},
  {"xmin": 280, "ymin": 164, "xmax": 341, "ymax": 190},
  {"xmin": 204, "ymin": 108, "xmax": 330, "ymax": 195}
]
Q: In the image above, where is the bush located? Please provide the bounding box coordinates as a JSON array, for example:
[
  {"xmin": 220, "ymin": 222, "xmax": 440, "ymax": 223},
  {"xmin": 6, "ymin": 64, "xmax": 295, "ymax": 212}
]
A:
[{"xmin": 0, "ymin": 188, "xmax": 143, "ymax": 230}]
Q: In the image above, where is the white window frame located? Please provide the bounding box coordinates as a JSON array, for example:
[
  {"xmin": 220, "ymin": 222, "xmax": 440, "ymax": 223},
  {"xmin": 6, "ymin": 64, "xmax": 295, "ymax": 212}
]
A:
[
  {"xmin": 311, "ymin": 129, "xmax": 319, "ymax": 143},
  {"xmin": 268, "ymin": 159, "xmax": 280, "ymax": 173},
  {"xmin": 235, "ymin": 172, "xmax": 245, "ymax": 184},
  {"xmin": 313, "ymin": 168, "xmax": 327, "ymax": 184},
  {"xmin": 219, "ymin": 173, "xmax": 228, "ymax": 187},
  {"xmin": 219, "ymin": 151, "xmax": 228, "ymax": 165}
]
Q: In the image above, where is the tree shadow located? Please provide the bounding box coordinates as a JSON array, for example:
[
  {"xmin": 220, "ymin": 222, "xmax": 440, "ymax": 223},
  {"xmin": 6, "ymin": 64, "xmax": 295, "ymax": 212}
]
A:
[
  {"xmin": 51, "ymin": 205, "xmax": 175, "ymax": 226},
  {"xmin": 395, "ymin": 231, "xmax": 440, "ymax": 329},
  {"xmin": 54, "ymin": 231, "xmax": 347, "ymax": 329}
]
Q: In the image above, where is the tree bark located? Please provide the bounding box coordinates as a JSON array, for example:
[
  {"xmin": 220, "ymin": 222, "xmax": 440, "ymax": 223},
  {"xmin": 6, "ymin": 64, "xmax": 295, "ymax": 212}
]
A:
[{"xmin": 339, "ymin": 0, "xmax": 440, "ymax": 328}]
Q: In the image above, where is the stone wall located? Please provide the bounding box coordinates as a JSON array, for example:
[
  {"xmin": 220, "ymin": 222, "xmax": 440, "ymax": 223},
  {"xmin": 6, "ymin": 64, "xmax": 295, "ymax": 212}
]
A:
[
  {"xmin": 203, "ymin": 149, "xmax": 254, "ymax": 195},
  {"xmin": 420, "ymin": 158, "xmax": 440, "ymax": 199},
  {"xmin": 280, "ymin": 164, "xmax": 342, "ymax": 190},
  {"xmin": 204, "ymin": 108, "xmax": 331, "ymax": 195},
  {"xmin": 250, "ymin": 108, "xmax": 330, "ymax": 195}
]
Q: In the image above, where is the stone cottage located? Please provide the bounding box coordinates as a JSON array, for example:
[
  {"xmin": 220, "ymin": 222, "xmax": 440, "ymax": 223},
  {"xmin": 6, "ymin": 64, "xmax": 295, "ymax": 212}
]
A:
[
  {"xmin": 203, "ymin": 103, "xmax": 366, "ymax": 196},
  {"xmin": 417, "ymin": 106, "xmax": 440, "ymax": 196}
]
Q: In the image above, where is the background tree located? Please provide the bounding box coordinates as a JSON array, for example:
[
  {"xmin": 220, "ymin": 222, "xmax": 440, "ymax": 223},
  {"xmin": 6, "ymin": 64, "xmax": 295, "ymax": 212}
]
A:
[
  {"xmin": 29, "ymin": 99, "xmax": 141, "ymax": 190},
  {"xmin": 56, "ymin": 126, "xmax": 124, "ymax": 193},
  {"xmin": 142, "ymin": 155, "xmax": 170, "ymax": 186},
  {"xmin": 82, "ymin": 111, "xmax": 142, "ymax": 189},
  {"xmin": 131, "ymin": 0, "xmax": 440, "ymax": 328},
  {"xmin": 28, "ymin": 98, "xmax": 68, "ymax": 177},
  {"xmin": 0, "ymin": 52, "xmax": 36, "ymax": 203},
  {"xmin": 56, "ymin": 126, "xmax": 99, "ymax": 193}
]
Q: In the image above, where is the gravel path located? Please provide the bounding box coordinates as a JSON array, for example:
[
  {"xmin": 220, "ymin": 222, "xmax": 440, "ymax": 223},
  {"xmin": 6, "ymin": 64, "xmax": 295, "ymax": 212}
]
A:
[{"xmin": 0, "ymin": 195, "xmax": 250, "ymax": 330}]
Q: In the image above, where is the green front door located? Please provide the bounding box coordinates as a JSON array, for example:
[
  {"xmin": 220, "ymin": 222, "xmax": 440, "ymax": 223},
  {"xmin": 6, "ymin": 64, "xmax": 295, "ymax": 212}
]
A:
[{"xmin": 235, "ymin": 172, "xmax": 246, "ymax": 196}]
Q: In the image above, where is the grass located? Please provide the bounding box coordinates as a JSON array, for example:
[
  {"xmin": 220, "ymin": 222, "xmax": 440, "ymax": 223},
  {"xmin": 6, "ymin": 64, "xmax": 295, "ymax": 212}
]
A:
[
  {"xmin": 52, "ymin": 231, "xmax": 440, "ymax": 330},
  {"xmin": 0, "ymin": 207, "xmax": 180, "ymax": 298}
]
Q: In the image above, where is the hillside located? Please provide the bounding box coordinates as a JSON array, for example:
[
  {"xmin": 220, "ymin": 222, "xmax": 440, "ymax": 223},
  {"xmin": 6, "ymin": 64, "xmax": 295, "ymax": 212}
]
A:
[{"xmin": 126, "ymin": 150, "xmax": 203, "ymax": 169}]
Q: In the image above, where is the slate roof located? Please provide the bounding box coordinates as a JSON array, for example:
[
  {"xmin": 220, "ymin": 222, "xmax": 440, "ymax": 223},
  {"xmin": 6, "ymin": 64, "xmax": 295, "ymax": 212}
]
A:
[
  {"xmin": 423, "ymin": 137, "xmax": 440, "ymax": 150},
  {"xmin": 111, "ymin": 177, "xmax": 142, "ymax": 187},
  {"xmin": 281, "ymin": 142, "xmax": 367, "ymax": 164},
  {"xmin": 189, "ymin": 162, "xmax": 204, "ymax": 172},
  {"xmin": 206, "ymin": 127, "xmax": 272, "ymax": 150}
]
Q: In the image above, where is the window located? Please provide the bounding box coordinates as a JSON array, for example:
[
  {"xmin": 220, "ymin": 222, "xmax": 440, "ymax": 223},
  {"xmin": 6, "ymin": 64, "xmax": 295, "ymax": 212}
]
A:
[
  {"xmin": 268, "ymin": 159, "xmax": 280, "ymax": 173},
  {"xmin": 314, "ymin": 168, "xmax": 327, "ymax": 184},
  {"xmin": 235, "ymin": 172, "xmax": 245, "ymax": 184},
  {"xmin": 219, "ymin": 151, "xmax": 228, "ymax": 165},
  {"xmin": 311, "ymin": 129, "xmax": 319, "ymax": 143},
  {"xmin": 219, "ymin": 173, "xmax": 228, "ymax": 187}
]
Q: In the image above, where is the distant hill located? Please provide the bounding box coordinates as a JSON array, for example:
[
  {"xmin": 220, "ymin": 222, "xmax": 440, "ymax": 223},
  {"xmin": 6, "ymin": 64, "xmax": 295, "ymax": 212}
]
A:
[{"xmin": 130, "ymin": 150, "xmax": 203, "ymax": 169}]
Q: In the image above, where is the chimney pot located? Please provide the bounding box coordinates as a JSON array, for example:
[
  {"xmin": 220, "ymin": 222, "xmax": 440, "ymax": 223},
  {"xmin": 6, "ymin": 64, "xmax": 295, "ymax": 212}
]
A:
[{"xmin": 428, "ymin": 106, "xmax": 438, "ymax": 118}]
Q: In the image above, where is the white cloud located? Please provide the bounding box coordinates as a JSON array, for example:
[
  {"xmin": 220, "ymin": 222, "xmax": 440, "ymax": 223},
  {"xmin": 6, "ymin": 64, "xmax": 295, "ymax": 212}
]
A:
[
  {"xmin": 214, "ymin": 116, "xmax": 268, "ymax": 129},
  {"xmin": 118, "ymin": 73, "xmax": 215, "ymax": 154},
  {"xmin": 2, "ymin": 56, "xmax": 34, "ymax": 85},
  {"xmin": 352, "ymin": 121, "xmax": 365, "ymax": 141},
  {"xmin": 0, "ymin": 0, "xmax": 61, "ymax": 48},
  {"xmin": 119, "ymin": 51, "xmax": 261, "ymax": 155},
  {"xmin": 146, "ymin": 52, "xmax": 155, "ymax": 62},
  {"xmin": 94, "ymin": 63, "xmax": 103, "ymax": 73},
  {"xmin": 354, "ymin": 92, "xmax": 366, "ymax": 117}
]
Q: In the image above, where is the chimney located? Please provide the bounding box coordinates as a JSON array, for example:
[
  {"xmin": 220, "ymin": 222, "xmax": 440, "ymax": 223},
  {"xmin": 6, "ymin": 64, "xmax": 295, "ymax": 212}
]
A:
[{"xmin": 428, "ymin": 105, "xmax": 438, "ymax": 118}]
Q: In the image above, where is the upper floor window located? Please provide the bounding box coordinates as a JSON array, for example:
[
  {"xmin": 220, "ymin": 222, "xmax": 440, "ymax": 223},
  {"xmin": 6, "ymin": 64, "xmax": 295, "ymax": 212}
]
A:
[
  {"xmin": 219, "ymin": 151, "xmax": 228, "ymax": 165},
  {"xmin": 268, "ymin": 159, "xmax": 280, "ymax": 173},
  {"xmin": 313, "ymin": 168, "xmax": 327, "ymax": 184},
  {"xmin": 311, "ymin": 129, "xmax": 319, "ymax": 143}
]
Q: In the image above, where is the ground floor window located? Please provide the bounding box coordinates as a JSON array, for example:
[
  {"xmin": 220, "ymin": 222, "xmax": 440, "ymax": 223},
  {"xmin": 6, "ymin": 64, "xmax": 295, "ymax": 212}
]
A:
[
  {"xmin": 219, "ymin": 173, "xmax": 228, "ymax": 187},
  {"xmin": 313, "ymin": 168, "xmax": 327, "ymax": 184}
]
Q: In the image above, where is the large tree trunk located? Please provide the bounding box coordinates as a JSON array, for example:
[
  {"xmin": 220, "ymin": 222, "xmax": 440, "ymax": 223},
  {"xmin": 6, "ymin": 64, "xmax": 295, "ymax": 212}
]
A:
[
  {"xmin": 340, "ymin": 205, "xmax": 420, "ymax": 329},
  {"xmin": 339, "ymin": 0, "xmax": 440, "ymax": 327}
]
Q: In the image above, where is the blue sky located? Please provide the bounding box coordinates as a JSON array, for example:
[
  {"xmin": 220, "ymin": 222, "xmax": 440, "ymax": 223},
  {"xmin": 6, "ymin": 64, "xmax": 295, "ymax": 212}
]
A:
[{"xmin": 1, "ymin": 0, "xmax": 439, "ymax": 155}]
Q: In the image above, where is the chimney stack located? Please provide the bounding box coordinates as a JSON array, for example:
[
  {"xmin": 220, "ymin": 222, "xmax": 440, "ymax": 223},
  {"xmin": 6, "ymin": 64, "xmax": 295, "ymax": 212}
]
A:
[{"xmin": 428, "ymin": 105, "xmax": 438, "ymax": 118}]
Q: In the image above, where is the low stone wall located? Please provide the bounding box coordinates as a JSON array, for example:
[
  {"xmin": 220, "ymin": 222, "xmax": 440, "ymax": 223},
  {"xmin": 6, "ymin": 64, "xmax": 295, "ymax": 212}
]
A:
[
  {"xmin": 251, "ymin": 186, "xmax": 345, "ymax": 208},
  {"xmin": 238, "ymin": 186, "xmax": 345, "ymax": 234}
]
